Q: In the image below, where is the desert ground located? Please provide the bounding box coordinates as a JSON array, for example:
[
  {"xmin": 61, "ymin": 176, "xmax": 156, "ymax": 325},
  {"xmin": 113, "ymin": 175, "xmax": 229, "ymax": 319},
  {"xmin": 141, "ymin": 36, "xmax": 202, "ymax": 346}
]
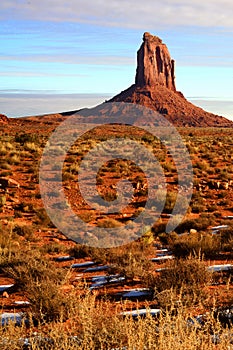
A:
[{"xmin": 0, "ymin": 114, "xmax": 232, "ymax": 349}]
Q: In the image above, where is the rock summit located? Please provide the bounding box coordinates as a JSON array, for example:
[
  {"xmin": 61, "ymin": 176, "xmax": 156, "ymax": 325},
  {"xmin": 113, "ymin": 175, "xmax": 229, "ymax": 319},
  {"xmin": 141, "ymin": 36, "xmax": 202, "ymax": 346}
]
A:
[{"xmin": 109, "ymin": 32, "xmax": 232, "ymax": 127}]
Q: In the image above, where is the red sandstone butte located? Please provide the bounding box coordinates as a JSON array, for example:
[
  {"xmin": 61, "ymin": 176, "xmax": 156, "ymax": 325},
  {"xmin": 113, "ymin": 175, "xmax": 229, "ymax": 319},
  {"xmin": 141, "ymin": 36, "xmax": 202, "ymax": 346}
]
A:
[{"xmin": 109, "ymin": 32, "xmax": 233, "ymax": 127}]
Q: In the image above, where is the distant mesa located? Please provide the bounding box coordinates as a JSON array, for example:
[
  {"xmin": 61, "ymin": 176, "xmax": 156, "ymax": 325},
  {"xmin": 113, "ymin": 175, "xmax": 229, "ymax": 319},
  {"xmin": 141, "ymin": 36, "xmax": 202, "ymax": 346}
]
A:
[
  {"xmin": 109, "ymin": 32, "xmax": 233, "ymax": 127},
  {"xmin": 0, "ymin": 114, "xmax": 8, "ymax": 124}
]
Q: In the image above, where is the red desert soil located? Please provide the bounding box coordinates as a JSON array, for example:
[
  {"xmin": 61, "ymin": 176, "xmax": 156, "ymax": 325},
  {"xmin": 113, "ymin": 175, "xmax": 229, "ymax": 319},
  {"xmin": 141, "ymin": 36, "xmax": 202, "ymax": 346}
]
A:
[{"xmin": 0, "ymin": 32, "xmax": 232, "ymax": 336}]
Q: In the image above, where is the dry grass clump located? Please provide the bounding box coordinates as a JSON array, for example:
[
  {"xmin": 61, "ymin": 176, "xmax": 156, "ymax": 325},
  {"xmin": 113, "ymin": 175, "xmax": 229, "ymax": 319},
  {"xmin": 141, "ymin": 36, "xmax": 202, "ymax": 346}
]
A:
[
  {"xmin": 3, "ymin": 248, "xmax": 71, "ymax": 323},
  {"xmin": 68, "ymin": 244, "xmax": 91, "ymax": 259},
  {"xmin": 12, "ymin": 224, "xmax": 35, "ymax": 242},
  {"xmin": 0, "ymin": 292, "xmax": 232, "ymax": 349},
  {"xmin": 169, "ymin": 232, "xmax": 221, "ymax": 259},
  {"xmin": 0, "ymin": 223, "xmax": 22, "ymax": 267},
  {"xmin": 152, "ymin": 257, "xmax": 211, "ymax": 307},
  {"xmin": 87, "ymin": 241, "xmax": 155, "ymax": 281},
  {"xmin": 220, "ymin": 226, "xmax": 233, "ymax": 251},
  {"xmin": 175, "ymin": 216, "xmax": 213, "ymax": 234}
]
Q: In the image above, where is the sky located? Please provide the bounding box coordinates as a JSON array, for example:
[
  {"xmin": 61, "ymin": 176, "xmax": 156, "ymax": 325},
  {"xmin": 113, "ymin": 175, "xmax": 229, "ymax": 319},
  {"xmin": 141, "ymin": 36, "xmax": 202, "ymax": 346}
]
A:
[{"xmin": 0, "ymin": 0, "xmax": 232, "ymax": 119}]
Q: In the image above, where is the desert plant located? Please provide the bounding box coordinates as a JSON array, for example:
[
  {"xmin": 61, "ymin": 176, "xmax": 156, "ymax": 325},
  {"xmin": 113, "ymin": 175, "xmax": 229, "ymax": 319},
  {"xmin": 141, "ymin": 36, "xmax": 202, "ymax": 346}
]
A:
[
  {"xmin": 68, "ymin": 244, "xmax": 90, "ymax": 259},
  {"xmin": 169, "ymin": 232, "xmax": 221, "ymax": 259},
  {"xmin": 153, "ymin": 257, "xmax": 211, "ymax": 306},
  {"xmin": 15, "ymin": 132, "xmax": 40, "ymax": 145},
  {"xmin": 24, "ymin": 142, "xmax": 40, "ymax": 153},
  {"xmin": 35, "ymin": 207, "xmax": 53, "ymax": 227},
  {"xmin": 0, "ymin": 223, "xmax": 22, "ymax": 267},
  {"xmin": 13, "ymin": 224, "xmax": 35, "ymax": 241},
  {"xmin": 175, "ymin": 216, "xmax": 213, "ymax": 234},
  {"xmin": 3, "ymin": 249, "xmax": 70, "ymax": 322},
  {"xmin": 0, "ymin": 195, "xmax": 6, "ymax": 208}
]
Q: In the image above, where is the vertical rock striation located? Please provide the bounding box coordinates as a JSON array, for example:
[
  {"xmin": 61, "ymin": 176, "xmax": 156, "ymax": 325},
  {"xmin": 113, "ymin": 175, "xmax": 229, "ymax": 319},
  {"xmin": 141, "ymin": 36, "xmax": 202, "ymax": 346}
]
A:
[
  {"xmin": 135, "ymin": 32, "xmax": 176, "ymax": 91},
  {"xmin": 108, "ymin": 32, "xmax": 233, "ymax": 127}
]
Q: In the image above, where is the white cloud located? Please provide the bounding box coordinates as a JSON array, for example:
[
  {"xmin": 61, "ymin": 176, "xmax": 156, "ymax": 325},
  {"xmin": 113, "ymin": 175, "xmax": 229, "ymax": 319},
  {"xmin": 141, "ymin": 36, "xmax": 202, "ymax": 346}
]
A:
[
  {"xmin": 0, "ymin": 92, "xmax": 111, "ymax": 118},
  {"xmin": 1, "ymin": 93, "xmax": 232, "ymax": 121},
  {"xmin": 0, "ymin": 54, "xmax": 133, "ymax": 66},
  {"xmin": 1, "ymin": 0, "xmax": 233, "ymax": 28},
  {"xmin": 189, "ymin": 98, "xmax": 233, "ymax": 120}
]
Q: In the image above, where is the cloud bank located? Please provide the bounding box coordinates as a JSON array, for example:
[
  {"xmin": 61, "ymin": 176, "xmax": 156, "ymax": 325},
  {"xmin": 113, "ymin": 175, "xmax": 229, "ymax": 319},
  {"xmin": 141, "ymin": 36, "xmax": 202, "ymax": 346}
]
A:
[
  {"xmin": 0, "ymin": 93, "xmax": 112, "ymax": 118},
  {"xmin": 1, "ymin": 0, "xmax": 233, "ymax": 28}
]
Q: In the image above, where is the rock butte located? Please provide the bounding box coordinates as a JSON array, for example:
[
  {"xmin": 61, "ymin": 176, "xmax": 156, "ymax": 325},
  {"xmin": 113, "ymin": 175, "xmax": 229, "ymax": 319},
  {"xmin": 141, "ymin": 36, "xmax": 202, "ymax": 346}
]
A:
[
  {"xmin": 135, "ymin": 32, "xmax": 176, "ymax": 91},
  {"xmin": 109, "ymin": 32, "xmax": 233, "ymax": 127},
  {"xmin": 4, "ymin": 32, "xmax": 232, "ymax": 127}
]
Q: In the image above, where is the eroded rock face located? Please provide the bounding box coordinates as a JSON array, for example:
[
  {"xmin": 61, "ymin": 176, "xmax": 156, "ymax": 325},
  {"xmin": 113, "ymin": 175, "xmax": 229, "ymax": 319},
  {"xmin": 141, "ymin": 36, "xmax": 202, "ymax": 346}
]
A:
[
  {"xmin": 135, "ymin": 32, "xmax": 176, "ymax": 91},
  {"xmin": 109, "ymin": 32, "xmax": 233, "ymax": 127}
]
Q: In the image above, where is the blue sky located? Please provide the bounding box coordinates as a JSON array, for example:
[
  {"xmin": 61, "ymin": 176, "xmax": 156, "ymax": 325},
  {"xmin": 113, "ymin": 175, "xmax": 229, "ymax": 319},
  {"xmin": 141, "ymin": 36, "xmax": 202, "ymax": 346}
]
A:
[{"xmin": 0, "ymin": 0, "xmax": 232, "ymax": 119}]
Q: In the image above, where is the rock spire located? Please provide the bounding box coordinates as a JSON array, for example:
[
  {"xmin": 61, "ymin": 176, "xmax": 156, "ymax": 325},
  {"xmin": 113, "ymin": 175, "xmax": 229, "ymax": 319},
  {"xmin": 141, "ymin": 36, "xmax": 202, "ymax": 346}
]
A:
[{"xmin": 135, "ymin": 32, "xmax": 176, "ymax": 91}]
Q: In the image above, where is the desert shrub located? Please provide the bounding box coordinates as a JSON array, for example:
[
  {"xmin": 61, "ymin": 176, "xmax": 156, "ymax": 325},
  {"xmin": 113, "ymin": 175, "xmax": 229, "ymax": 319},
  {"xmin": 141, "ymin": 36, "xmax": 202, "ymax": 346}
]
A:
[
  {"xmin": 7, "ymin": 153, "xmax": 20, "ymax": 165},
  {"xmin": 97, "ymin": 217, "xmax": 122, "ymax": 228},
  {"xmin": 190, "ymin": 192, "xmax": 205, "ymax": 213},
  {"xmin": 206, "ymin": 204, "xmax": 218, "ymax": 212},
  {"xmin": 218, "ymin": 169, "xmax": 230, "ymax": 181},
  {"xmin": 152, "ymin": 220, "xmax": 167, "ymax": 235},
  {"xmin": 175, "ymin": 216, "xmax": 213, "ymax": 234},
  {"xmin": 140, "ymin": 226, "xmax": 154, "ymax": 245},
  {"xmin": 0, "ymin": 145, "xmax": 7, "ymax": 156},
  {"xmin": 24, "ymin": 142, "xmax": 40, "ymax": 153},
  {"xmin": 110, "ymin": 249, "xmax": 154, "ymax": 281},
  {"xmin": 169, "ymin": 232, "xmax": 221, "ymax": 259},
  {"xmin": 15, "ymin": 201, "xmax": 34, "ymax": 213},
  {"xmin": 220, "ymin": 226, "xmax": 233, "ymax": 251},
  {"xmin": 164, "ymin": 191, "xmax": 177, "ymax": 212},
  {"xmin": 158, "ymin": 231, "xmax": 179, "ymax": 245},
  {"xmin": 153, "ymin": 257, "xmax": 211, "ymax": 306},
  {"xmin": 89, "ymin": 242, "xmax": 155, "ymax": 282},
  {"xmin": 69, "ymin": 162, "xmax": 80, "ymax": 174},
  {"xmin": 3, "ymin": 249, "xmax": 70, "ymax": 322},
  {"xmin": 194, "ymin": 160, "xmax": 210, "ymax": 172},
  {"xmin": 62, "ymin": 171, "xmax": 76, "ymax": 181},
  {"xmin": 0, "ymin": 195, "xmax": 6, "ymax": 208},
  {"xmin": 14, "ymin": 210, "xmax": 23, "ymax": 218},
  {"xmin": 35, "ymin": 208, "xmax": 53, "ymax": 227},
  {"xmin": 68, "ymin": 244, "xmax": 90, "ymax": 259},
  {"xmin": 41, "ymin": 242, "xmax": 67, "ymax": 254},
  {"xmin": 13, "ymin": 224, "xmax": 35, "ymax": 241},
  {"xmin": 0, "ymin": 284, "xmax": 232, "ymax": 349},
  {"xmin": 0, "ymin": 161, "xmax": 11, "ymax": 170},
  {"xmin": 155, "ymin": 190, "xmax": 179, "ymax": 213},
  {"xmin": 15, "ymin": 132, "xmax": 39, "ymax": 145},
  {"xmin": 0, "ymin": 224, "xmax": 22, "ymax": 267},
  {"xmin": 191, "ymin": 201, "xmax": 205, "ymax": 213}
]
